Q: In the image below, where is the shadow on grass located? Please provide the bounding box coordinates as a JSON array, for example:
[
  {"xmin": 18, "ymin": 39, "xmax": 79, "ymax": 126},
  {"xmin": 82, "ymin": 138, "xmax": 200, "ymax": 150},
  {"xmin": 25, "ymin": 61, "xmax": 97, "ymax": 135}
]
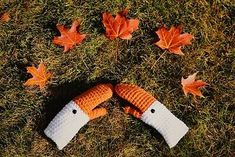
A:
[
  {"xmin": 115, "ymin": 97, "xmax": 166, "ymax": 147},
  {"xmin": 36, "ymin": 77, "xmax": 118, "ymax": 144}
]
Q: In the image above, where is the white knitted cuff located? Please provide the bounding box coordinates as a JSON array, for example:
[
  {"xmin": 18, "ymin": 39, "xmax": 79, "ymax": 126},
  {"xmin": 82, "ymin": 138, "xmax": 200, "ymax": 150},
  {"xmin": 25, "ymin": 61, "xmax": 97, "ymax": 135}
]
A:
[
  {"xmin": 141, "ymin": 101, "xmax": 189, "ymax": 148},
  {"xmin": 44, "ymin": 101, "xmax": 89, "ymax": 150}
]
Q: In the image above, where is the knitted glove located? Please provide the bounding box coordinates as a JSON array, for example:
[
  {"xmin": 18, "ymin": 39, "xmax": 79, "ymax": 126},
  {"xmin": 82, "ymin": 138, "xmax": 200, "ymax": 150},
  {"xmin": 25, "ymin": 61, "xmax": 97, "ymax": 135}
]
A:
[
  {"xmin": 44, "ymin": 84, "xmax": 113, "ymax": 150},
  {"xmin": 115, "ymin": 83, "xmax": 188, "ymax": 148}
]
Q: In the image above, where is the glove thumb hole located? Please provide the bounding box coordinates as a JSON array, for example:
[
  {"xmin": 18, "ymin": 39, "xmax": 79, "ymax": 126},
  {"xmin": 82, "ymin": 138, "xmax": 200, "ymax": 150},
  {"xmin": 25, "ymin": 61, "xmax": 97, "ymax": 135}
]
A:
[
  {"xmin": 123, "ymin": 106, "xmax": 141, "ymax": 119},
  {"xmin": 89, "ymin": 107, "xmax": 107, "ymax": 120}
]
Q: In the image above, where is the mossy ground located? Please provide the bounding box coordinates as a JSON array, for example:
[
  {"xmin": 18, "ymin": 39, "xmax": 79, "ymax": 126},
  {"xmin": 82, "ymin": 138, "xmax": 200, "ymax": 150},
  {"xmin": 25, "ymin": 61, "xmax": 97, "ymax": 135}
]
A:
[{"xmin": 0, "ymin": 0, "xmax": 234, "ymax": 156}]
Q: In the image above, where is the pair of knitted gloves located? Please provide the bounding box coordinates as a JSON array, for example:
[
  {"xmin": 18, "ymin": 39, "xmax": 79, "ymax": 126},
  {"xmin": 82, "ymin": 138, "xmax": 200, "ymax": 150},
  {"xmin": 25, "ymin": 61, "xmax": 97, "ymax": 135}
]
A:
[{"xmin": 44, "ymin": 83, "xmax": 188, "ymax": 150}]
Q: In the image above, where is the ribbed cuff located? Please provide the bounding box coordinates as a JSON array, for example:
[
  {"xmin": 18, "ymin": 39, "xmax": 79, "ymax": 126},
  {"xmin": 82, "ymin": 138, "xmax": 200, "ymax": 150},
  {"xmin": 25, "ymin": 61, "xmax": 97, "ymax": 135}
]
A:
[
  {"xmin": 44, "ymin": 101, "xmax": 89, "ymax": 150},
  {"xmin": 141, "ymin": 101, "xmax": 189, "ymax": 148}
]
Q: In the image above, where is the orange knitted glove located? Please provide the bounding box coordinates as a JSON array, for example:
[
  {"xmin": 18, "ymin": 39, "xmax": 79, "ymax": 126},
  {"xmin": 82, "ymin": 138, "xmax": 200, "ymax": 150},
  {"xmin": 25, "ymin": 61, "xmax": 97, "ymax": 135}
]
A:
[
  {"xmin": 73, "ymin": 83, "xmax": 113, "ymax": 120},
  {"xmin": 44, "ymin": 84, "xmax": 113, "ymax": 150},
  {"xmin": 115, "ymin": 83, "xmax": 188, "ymax": 148}
]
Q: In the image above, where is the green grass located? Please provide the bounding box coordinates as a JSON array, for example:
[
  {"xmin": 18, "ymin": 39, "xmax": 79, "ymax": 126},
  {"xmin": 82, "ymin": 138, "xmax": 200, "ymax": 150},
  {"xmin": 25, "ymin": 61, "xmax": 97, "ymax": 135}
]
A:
[{"xmin": 0, "ymin": 0, "xmax": 234, "ymax": 156}]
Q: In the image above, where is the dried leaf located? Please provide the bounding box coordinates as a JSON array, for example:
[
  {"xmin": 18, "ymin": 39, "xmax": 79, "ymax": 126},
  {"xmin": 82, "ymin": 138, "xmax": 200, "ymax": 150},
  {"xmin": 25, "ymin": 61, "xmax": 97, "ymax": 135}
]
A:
[
  {"xmin": 53, "ymin": 20, "xmax": 86, "ymax": 52},
  {"xmin": 102, "ymin": 9, "xmax": 139, "ymax": 40},
  {"xmin": 181, "ymin": 72, "xmax": 208, "ymax": 98},
  {"xmin": 0, "ymin": 12, "xmax": 10, "ymax": 22},
  {"xmin": 24, "ymin": 62, "xmax": 52, "ymax": 90},
  {"xmin": 155, "ymin": 26, "xmax": 194, "ymax": 55}
]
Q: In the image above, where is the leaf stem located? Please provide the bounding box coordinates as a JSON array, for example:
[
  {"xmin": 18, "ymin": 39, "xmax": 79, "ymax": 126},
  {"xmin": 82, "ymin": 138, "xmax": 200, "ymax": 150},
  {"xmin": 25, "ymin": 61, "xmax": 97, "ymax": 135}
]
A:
[{"xmin": 114, "ymin": 38, "xmax": 119, "ymax": 62}]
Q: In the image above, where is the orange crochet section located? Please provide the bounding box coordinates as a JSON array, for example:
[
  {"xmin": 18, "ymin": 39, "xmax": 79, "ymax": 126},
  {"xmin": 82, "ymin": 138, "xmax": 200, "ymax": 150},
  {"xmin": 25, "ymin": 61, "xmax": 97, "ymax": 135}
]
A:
[
  {"xmin": 115, "ymin": 83, "xmax": 156, "ymax": 117},
  {"xmin": 73, "ymin": 84, "xmax": 113, "ymax": 120},
  {"xmin": 124, "ymin": 106, "xmax": 141, "ymax": 118}
]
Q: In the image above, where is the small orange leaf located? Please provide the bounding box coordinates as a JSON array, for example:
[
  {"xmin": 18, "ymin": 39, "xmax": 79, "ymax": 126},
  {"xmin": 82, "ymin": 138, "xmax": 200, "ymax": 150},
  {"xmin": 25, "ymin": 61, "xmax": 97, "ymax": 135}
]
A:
[
  {"xmin": 155, "ymin": 26, "xmax": 194, "ymax": 55},
  {"xmin": 53, "ymin": 20, "xmax": 86, "ymax": 52},
  {"xmin": 24, "ymin": 62, "xmax": 52, "ymax": 90},
  {"xmin": 0, "ymin": 12, "xmax": 10, "ymax": 22},
  {"xmin": 102, "ymin": 9, "xmax": 139, "ymax": 40},
  {"xmin": 181, "ymin": 72, "xmax": 208, "ymax": 98}
]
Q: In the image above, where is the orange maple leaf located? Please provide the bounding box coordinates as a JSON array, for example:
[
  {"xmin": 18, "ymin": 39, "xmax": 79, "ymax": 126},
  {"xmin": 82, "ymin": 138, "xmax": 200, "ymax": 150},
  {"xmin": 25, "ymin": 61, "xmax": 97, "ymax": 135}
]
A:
[
  {"xmin": 102, "ymin": 9, "xmax": 139, "ymax": 40},
  {"xmin": 24, "ymin": 63, "xmax": 52, "ymax": 90},
  {"xmin": 0, "ymin": 12, "xmax": 10, "ymax": 22},
  {"xmin": 155, "ymin": 26, "xmax": 194, "ymax": 55},
  {"xmin": 53, "ymin": 20, "xmax": 86, "ymax": 52},
  {"xmin": 181, "ymin": 72, "xmax": 208, "ymax": 98}
]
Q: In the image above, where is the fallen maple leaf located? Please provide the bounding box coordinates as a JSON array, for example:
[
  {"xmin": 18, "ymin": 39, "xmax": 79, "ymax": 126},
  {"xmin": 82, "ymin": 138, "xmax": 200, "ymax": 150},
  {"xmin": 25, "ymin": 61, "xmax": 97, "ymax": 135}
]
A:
[
  {"xmin": 102, "ymin": 9, "xmax": 139, "ymax": 40},
  {"xmin": 53, "ymin": 20, "xmax": 86, "ymax": 52},
  {"xmin": 24, "ymin": 62, "xmax": 52, "ymax": 90},
  {"xmin": 0, "ymin": 12, "xmax": 10, "ymax": 22},
  {"xmin": 155, "ymin": 26, "xmax": 194, "ymax": 55},
  {"xmin": 181, "ymin": 72, "xmax": 208, "ymax": 98}
]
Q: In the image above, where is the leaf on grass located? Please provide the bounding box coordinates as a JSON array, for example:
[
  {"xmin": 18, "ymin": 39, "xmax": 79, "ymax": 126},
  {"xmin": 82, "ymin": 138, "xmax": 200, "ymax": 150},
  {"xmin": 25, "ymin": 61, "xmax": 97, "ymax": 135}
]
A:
[
  {"xmin": 0, "ymin": 12, "xmax": 10, "ymax": 22},
  {"xmin": 181, "ymin": 72, "xmax": 208, "ymax": 98},
  {"xmin": 53, "ymin": 20, "xmax": 86, "ymax": 52},
  {"xmin": 102, "ymin": 9, "xmax": 139, "ymax": 40},
  {"xmin": 155, "ymin": 26, "xmax": 194, "ymax": 55},
  {"xmin": 24, "ymin": 62, "xmax": 52, "ymax": 90}
]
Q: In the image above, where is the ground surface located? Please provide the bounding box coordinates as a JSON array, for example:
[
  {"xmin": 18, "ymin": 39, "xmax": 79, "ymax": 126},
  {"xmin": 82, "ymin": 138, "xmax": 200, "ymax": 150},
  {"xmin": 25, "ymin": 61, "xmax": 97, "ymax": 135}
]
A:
[{"xmin": 0, "ymin": 0, "xmax": 234, "ymax": 156}]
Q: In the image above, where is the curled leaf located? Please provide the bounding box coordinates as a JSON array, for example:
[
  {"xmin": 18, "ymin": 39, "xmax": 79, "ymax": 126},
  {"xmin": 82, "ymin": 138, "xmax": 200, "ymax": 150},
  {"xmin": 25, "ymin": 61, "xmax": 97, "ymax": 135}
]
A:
[{"xmin": 181, "ymin": 72, "xmax": 208, "ymax": 98}]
